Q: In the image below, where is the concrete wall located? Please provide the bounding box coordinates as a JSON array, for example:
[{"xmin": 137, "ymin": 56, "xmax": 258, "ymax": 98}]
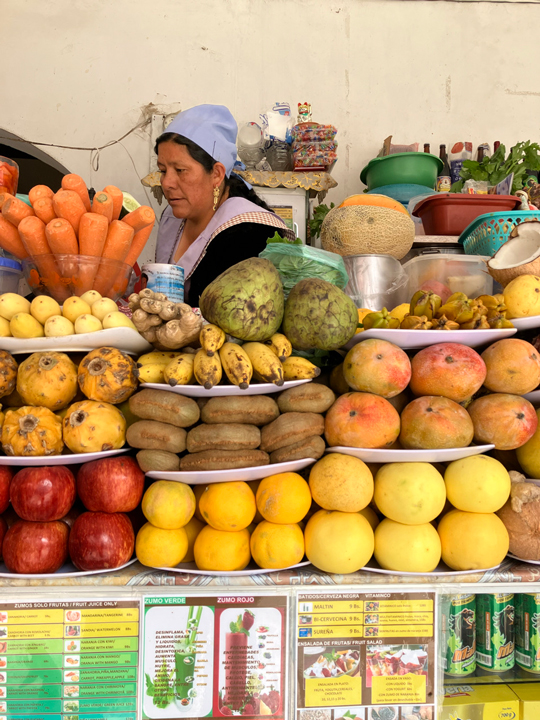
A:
[{"xmin": 3, "ymin": 0, "xmax": 540, "ymax": 262}]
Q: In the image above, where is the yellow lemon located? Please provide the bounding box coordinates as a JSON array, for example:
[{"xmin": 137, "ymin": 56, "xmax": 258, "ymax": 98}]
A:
[
  {"xmin": 389, "ymin": 303, "xmax": 411, "ymax": 323},
  {"xmin": 142, "ymin": 480, "xmax": 195, "ymax": 529},
  {"xmin": 355, "ymin": 308, "xmax": 372, "ymax": 333},
  {"xmin": 182, "ymin": 516, "xmax": 206, "ymax": 563},
  {"xmin": 199, "ymin": 481, "xmax": 256, "ymax": 531},
  {"xmin": 374, "ymin": 519, "xmax": 441, "ymax": 572},
  {"xmin": 437, "ymin": 510, "xmax": 509, "ymax": 571},
  {"xmin": 504, "ymin": 275, "xmax": 540, "ymax": 318},
  {"xmin": 256, "ymin": 473, "xmax": 312, "ymax": 524},
  {"xmin": 309, "ymin": 453, "xmax": 373, "ymax": 512},
  {"xmin": 136, "ymin": 522, "xmax": 188, "ymax": 567},
  {"xmin": 374, "ymin": 462, "xmax": 446, "ymax": 524},
  {"xmin": 194, "ymin": 526, "xmax": 251, "ymax": 571},
  {"xmin": 250, "ymin": 521, "xmax": 305, "ymax": 569},
  {"xmin": 444, "ymin": 455, "xmax": 511, "ymax": 513},
  {"xmin": 304, "ymin": 509, "xmax": 374, "ymax": 573}
]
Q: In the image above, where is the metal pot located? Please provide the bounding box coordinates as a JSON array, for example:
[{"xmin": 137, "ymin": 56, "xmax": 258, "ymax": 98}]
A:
[{"xmin": 343, "ymin": 254, "xmax": 408, "ymax": 310}]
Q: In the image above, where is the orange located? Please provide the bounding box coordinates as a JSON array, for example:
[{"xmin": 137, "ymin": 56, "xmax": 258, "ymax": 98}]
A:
[
  {"xmin": 194, "ymin": 526, "xmax": 251, "ymax": 571},
  {"xmin": 192, "ymin": 484, "xmax": 207, "ymax": 522},
  {"xmin": 309, "ymin": 453, "xmax": 374, "ymax": 512},
  {"xmin": 142, "ymin": 481, "xmax": 195, "ymax": 529},
  {"xmin": 256, "ymin": 472, "xmax": 312, "ymax": 524},
  {"xmin": 359, "ymin": 506, "xmax": 380, "ymax": 530},
  {"xmin": 250, "ymin": 521, "xmax": 305, "ymax": 569},
  {"xmin": 199, "ymin": 481, "xmax": 256, "ymax": 531},
  {"xmin": 136, "ymin": 522, "xmax": 188, "ymax": 567},
  {"xmin": 305, "ymin": 509, "xmax": 374, "ymax": 574},
  {"xmin": 182, "ymin": 516, "xmax": 206, "ymax": 563},
  {"xmin": 247, "ymin": 479, "xmax": 264, "ymax": 523}
]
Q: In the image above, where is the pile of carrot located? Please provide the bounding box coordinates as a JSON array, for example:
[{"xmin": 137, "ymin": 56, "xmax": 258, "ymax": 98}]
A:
[{"xmin": 0, "ymin": 174, "xmax": 155, "ymax": 301}]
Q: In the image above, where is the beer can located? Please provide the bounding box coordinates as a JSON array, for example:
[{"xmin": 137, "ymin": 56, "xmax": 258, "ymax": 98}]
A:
[
  {"xmin": 516, "ymin": 593, "xmax": 540, "ymax": 674},
  {"xmin": 442, "ymin": 594, "xmax": 476, "ymax": 676},
  {"xmin": 141, "ymin": 263, "xmax": 184, "ymax": 303},
  {"xmin": 476, "ymin": 593, "xmax": 515, "ymax": 672}
]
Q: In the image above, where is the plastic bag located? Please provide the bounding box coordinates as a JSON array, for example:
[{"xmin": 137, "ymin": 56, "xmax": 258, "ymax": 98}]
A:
[{"xmin": 259, "ymin": 243, "xmax": 349, "ymax": 298}]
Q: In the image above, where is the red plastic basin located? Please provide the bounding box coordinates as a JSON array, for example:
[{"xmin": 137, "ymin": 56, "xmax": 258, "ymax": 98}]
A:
[{"xmin": 413, "ymin": 194, "xmax": 522, "ymax": 236}]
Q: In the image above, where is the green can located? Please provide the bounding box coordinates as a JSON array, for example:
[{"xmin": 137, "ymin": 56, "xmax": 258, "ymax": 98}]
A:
[
  {"xmin": 516, "ymin": 593, "xmax": 540, "ymax": 673},
  {"xmin": 476, "ymin": 593, "xmax": 515, "ymax": 672},
  {"xmin": 442, "ymin": 594, "xmax": 476, "ymax": 676}
]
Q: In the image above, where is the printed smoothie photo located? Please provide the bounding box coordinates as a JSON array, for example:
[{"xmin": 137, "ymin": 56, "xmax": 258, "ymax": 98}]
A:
[
  {"xmin": 224, "ymin": 610, "xmax": 255, "ymax": 710},
  {"xmin": 175, "ymin": 606, "xmax": 203, "ymax": 703}
]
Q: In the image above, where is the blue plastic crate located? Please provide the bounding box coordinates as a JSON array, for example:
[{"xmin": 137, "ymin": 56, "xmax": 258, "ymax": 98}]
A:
[{"xmin": 459, "ymin": 210, "xmax": 540, "ymax": 257}]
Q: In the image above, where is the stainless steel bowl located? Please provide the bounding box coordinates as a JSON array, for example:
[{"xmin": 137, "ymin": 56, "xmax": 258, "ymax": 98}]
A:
[{"xmin": 343, "ymin": 254, "xmax": 408, "ymax": 310}]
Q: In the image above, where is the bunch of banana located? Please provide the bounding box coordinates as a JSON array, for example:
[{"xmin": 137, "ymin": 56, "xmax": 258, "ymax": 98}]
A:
[
  {"xmin": 362, "ymin": 308, "xmax": 400, "ymax": 330},
  {"xmin": 137, "ymin": 351, "xmax": 185, "ymax": 383},
  {"xmin": 409, "ymin": 290, "xmax": 441, "ymax": 320}
]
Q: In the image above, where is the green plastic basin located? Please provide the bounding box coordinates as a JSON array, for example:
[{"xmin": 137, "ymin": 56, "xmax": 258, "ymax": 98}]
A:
[{"xmin": 360, "ymin": 152, "xmax": 443, "ymax": 191}]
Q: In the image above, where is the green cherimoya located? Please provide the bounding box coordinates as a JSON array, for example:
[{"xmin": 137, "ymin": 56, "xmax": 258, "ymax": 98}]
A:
[
  {"xmin": 199, "ymin": 257, "xmax": 284, "ymax": 341},
  {"xmin": 282, "ymin": 278, "xmax": 358, "ymax": 350}
]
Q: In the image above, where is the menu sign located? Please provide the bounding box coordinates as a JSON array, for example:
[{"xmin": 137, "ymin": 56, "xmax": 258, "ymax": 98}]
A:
[
  {"xmin": 0, "ymin": 599, "xmax": 140, "ymax": 720},
  {"xmin": 142, "ymin": 594, "xmax": 288, "ymax": 720},
  {"xmin": 296, "ymin": 591, "xmax": 436, "ymax": 720}
]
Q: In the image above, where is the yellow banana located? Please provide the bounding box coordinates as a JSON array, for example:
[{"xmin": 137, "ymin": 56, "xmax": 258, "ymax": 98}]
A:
[
  {"xmin": 138, "ymin": 351, "xmax": 182, "ymax": 366},
  {"xmin": 193, "ymin": 348, "xmax": 222, "ymax": 389},
  {"xmin": 242, "ymin": 342, "xmax": 284, "ymax": 386},
  {"xmin": 264, "ymin": 333, "xmax": 292, "ymax": 362},
  {"xmin": 164, "ymin": 353, "xmax": 195, "ymax": 386},
  {"xmin": 219, "ymin": 342, "xmax": 253, "ymax": 390},
  {"xmin": 138, "ymin": 363, "xmax": 167, "ymax": 384},
  {"xmin": 282, "ymin": 356, "xmax": 321, "ymax": 381},
  {"xmin": 200, "ymin": 324, "xmax": 226, "ymax": 356}
]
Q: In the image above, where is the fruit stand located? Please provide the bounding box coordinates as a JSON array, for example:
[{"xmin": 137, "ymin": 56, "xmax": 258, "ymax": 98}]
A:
[{"xmin": 2, "ymin": 161, "xmax": 540, "ymax": 720}]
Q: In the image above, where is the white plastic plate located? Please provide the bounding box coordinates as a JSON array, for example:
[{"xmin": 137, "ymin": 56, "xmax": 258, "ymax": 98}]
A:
[
  {"xmin": 325, "ymin": 445, "xmax": 495, "ymax": 463},
  {"xmin": 149, "ymin": 560, "xmax": 311, "ymax": 577},
  {"xmin": 0, "ymin": 327, "xmax": 152, "ymax": 356},
  {"xmin": 361, "ymin": 559, "xmax": 501, "ymax": 577},
  {"xmin": 146, "ymin": 457, "xmax": 316, "ymax": 483},
  {"xmin": 343, "ymin": 327, "xmax": 516, "ymax": 351},
  {"xmin": 508, "ymin": 315, "xmax": 540, "ymax": 331},
  {"xmin": 0, "ymin": 558, "xmax": 137, "ymax": 579},
  {"xmin": 140, "ymin": 379, "xmax": 312, "ymax": 397},
  {"xmin": 508, "ymin": 554, "xmax": 540, "ymax": 565},
  {"xmin": 523, "ymin": 389, "xmax": 540, "ymax": 406},
  {"xmin": 0, "ymin": 448, "xmax": 129, "ymax": 466}
]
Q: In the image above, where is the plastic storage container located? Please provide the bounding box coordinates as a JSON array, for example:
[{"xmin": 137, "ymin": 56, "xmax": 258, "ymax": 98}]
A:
[
  {"xmin": 413, "ymin": 194, "xmax": 522, "ymax": 236},
  {"xmin": 0, "ymin": 257, "xmax": 22, "ymax": 293},
  {"xmin": 402, "ymin": 253, "xmax": 493, "ymax": 300},
  {"xmin": 459, "ymin": 210, "xmax": 540, "ymax": 257},
  {"xmin": 360, "ymin": 152, "xmax": 443, "ymax": 191},
  {"xmin": 367, "ymin": 183, "xmax": 436, "ymax": 205}
]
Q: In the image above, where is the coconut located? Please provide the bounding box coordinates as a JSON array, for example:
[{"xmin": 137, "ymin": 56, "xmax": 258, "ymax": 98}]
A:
[
  {"xmin": 496, "ymin": 470, "xmax": 540, "ymax": 559},
  {"xmin": 487, "ymin": 220, "xmax": 540, "ymax": 286},
  {"xmin": 320, "ymin": 205, "xmax": 415, "ymax": 260}
]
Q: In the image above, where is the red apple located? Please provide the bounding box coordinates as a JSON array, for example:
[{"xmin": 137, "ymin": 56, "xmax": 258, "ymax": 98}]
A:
[
  {"xmin": 3, "ymin": 520, "xmax": 69, "ymax": 574},
  {"xmin": 0, "ymin": 516, "xmax": 7, "ymax": 561},
  {"xmin": 68, "ymin": 512, "xmax": 134, "ymax": 570},
  {"xmin": 0, "ymin": 467, "xmax": 12, "ymax": 514},
  {"xmin": 77, "ymin": 457, "xmax": 144, "ymax": 513},
  {"xmin": 10, "ymin": 467, "xmax": 76, "ymax": 522}
]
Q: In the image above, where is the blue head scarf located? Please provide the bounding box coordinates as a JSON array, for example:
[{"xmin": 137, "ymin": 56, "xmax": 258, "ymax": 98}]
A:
[{"xmin": 166, "ymin": 104, "xmax": 238, "ymax": 177}]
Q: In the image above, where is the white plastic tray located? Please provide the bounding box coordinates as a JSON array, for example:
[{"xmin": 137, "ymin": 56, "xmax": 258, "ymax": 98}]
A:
[
  {"xmin": 362, "ymin": 559, "xmax": 501, "ymax": 577},
  {"xmin": 149, "ymin": 560, "xmax": 311, "ymax": 576},
  {"xmin": 344, "ymin": 327, "xmax": 516, "ymax": 351},
  {"xmin": 141, "ymin": 379, "xmax": 311, "ymax": 397},
  {"xmin": 146, "ymin": 457, "xmax": 316, "ymax": 483},
  {"xmin": 0, "ymin": 558, "xmax": 137, "ymax": 579},
  {"xmin": 0, "ymin": 327, "xmax": 152, "ymax": 356},
  {"xmin": 0, "ymin": 448, "xmax": 129, "ymax": 466},
  {"xmin": 508, "ymin": 315, "xmax": 540, "ymax": 331},
  {"xmin": 325, "ymin": 444, "xmax": 495, "ymax": 463},
  {"xmin": 508, "ymin": 553, "xmax": 540, "ymax": 565}
]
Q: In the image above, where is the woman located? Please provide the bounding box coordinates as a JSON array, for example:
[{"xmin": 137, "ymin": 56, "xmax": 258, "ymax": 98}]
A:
[{"xmin": 155, "ymin": 104, "xmax": 295, "ymax": 305}]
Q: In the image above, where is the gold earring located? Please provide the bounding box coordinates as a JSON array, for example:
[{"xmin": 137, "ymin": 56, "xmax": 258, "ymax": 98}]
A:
[{"xmin": 213, "ymin": 187, "xmax": 220, "ymax": 211}]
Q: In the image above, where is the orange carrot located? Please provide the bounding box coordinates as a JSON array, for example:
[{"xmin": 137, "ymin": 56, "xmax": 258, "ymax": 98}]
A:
[
  {"xmin": 0, "ymin": 216, "xmax": 28, "ymax": 259},
  {"xmin": 62, "ymin": 174, "xmax": 91, "ymax": 212},
  {"xmin": 77, "ymin": 212, "xmax": 109, "ymax": 294},
  {"xmin": 17, "ymin": 216, "xmax": 51, "ymax": 257},
  {"xmin": 0, "ymin": 193, "xmax": 15, "ymax": 211},
  {"xmin": 2, "ymin": 197, "xmax": 35, "ymax": 227},
  {"xmin": 91, "ymin": 192, "xmax": 113, "ymax": 223},
  {"xmin": 122, "ymin": 205, "xmax": 155, "ymax": 232},
  {"xmin": 28, "ymin": 185, "xmax": 54, "ymax": 205},
  {"xmin": 17, "ymin": 216, "xmax": 69, "ymax": 301},
  {"xmin": 103, "ymin": 185, "xmax": 123, "ymax": 221},
  {"xmin": 93, "ymin": 220, "xmax": 134, "ymax": 296},
  {"xmin": 52, "ymin": 190, "xmax": 86, "ymax": 236},
  {"xmin": 32, "ymin": 197, "xmax": 56, "ymax": 225},
  {"xmin": 123, "ymin": 223, "xmax": 154, "ymax": 267},
  {"xmin": 45, "ymin": 218, "xmax": 78, "ymax": 255}
]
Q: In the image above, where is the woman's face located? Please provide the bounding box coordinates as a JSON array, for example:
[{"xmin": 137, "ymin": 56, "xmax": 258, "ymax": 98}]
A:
[{"xmin": 158, "ymin": 141, "xmax": 223, "ymax": 221}]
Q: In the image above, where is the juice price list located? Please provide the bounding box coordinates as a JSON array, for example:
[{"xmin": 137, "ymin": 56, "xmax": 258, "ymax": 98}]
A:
[{"xmin": 0, "ymin": 599, "xmax": 139, "ymax": 720}]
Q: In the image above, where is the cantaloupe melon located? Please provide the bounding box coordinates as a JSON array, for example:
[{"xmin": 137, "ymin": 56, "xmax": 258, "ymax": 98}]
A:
[
  {"xmin": 338, "ymin": 194, "xmax": 409, "ymax": 216},
  {"xmin": 321, "ymin": 205, "xmax": 415, "ymax": 259}
]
